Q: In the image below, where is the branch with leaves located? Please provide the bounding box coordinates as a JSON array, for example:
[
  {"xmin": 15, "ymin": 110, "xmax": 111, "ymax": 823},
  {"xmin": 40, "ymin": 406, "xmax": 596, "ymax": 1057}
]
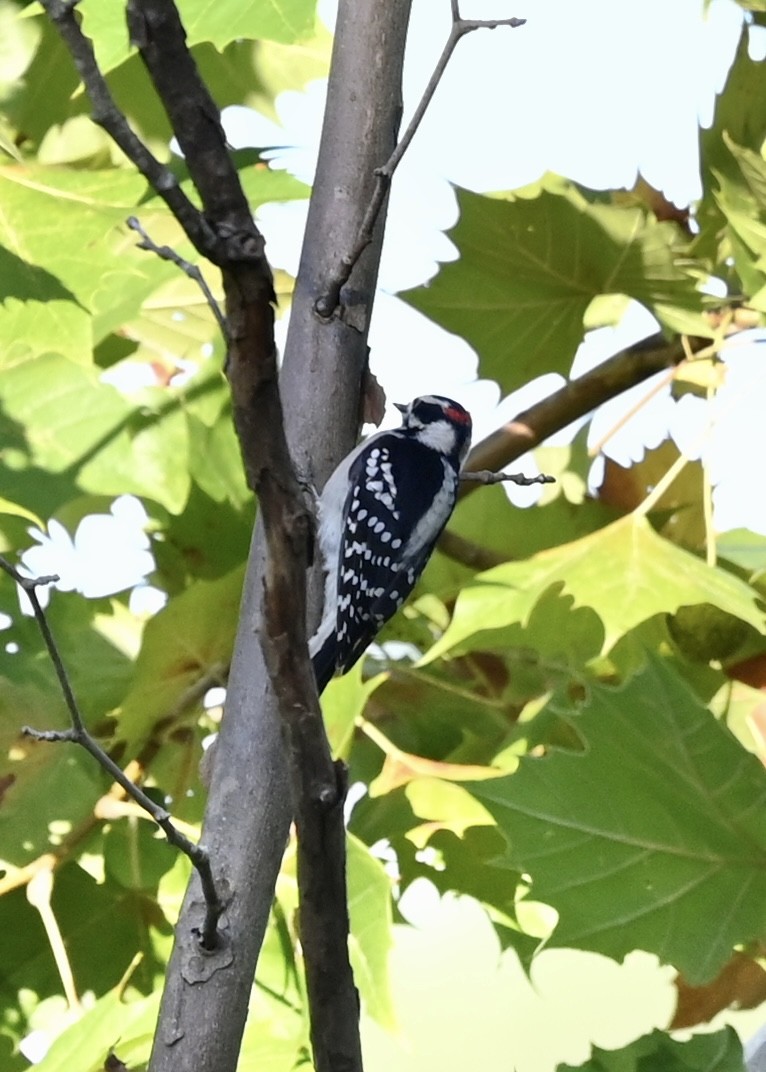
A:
[{"xmin": 459, "ymin": 332, "xmax": 709, "ymax": 489}]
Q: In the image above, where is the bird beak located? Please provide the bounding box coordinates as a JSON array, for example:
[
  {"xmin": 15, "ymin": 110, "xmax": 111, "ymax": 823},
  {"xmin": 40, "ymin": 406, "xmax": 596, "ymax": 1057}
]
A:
[{"xmin": 394, "ymin": 402, "xmax": 407, "ymax": 414}]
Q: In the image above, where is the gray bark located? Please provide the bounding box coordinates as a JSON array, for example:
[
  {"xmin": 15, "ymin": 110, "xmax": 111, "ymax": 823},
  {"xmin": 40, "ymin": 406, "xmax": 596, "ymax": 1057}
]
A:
[{"xmin": 147, "ymin": 3, "xmax": 412, "ymax": 1070}]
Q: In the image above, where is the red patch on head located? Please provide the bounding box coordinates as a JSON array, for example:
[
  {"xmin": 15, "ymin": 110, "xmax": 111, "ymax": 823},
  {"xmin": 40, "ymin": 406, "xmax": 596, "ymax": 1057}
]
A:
[{"xmin": 445, "ymin": 405, "xmax": 471, "ymax": 425}]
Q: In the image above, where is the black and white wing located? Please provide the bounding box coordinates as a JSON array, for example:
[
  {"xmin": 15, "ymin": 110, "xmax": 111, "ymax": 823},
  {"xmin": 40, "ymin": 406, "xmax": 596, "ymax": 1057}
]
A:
[{"xmin": 332, "ymin": 433, "xmax": 459, "ymax": 673}]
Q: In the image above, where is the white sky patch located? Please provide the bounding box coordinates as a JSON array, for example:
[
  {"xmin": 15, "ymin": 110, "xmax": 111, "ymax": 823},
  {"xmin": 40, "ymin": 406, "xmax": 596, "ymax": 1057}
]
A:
[
  {"xmin": 129, "ymin": 584, "xmax": 168, "ymax": 617},
  {"xmin": 204, "ymin": 686, "xmax": 227, "ymax": 709},
  {"xmin": 706, "ymin": 337, "xmax": 766, "ymax": 531},
  {"xmin": 20, "ymin": 496, "xmax": 155, "ymax": 609}
]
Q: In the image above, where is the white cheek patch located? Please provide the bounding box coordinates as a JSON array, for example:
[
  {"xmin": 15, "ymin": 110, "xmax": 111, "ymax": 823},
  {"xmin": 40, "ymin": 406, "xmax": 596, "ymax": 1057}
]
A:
[{"xmin": 416, "ymin": 420, "xmax": 457, "ymax": 453}]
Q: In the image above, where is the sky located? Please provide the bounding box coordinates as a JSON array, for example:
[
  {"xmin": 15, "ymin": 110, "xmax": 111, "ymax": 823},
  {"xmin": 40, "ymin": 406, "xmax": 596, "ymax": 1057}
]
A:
[{"xmin": 20, "ymin": 0, "xmax": 766, "ymax": 600}]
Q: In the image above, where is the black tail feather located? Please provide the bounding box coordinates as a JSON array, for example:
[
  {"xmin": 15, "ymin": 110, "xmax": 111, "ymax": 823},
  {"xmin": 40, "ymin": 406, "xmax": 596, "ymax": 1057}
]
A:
[{"xmin": 311, "ymin": 633, "xmax": 337, "ymax": 696}]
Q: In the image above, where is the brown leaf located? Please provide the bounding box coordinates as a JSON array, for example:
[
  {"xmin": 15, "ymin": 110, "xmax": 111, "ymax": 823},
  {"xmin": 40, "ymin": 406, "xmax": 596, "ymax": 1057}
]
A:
[
  {"xmin": 728, "ymin": 653, "xmax": 766, "ymax": 690},
  {"xmin": 671, "ymin": 951, "xmax": 766, "ymax": 1028},
  {"xmin": 361, "ymin": 368, "xmax": 386, "ymax": 426}
]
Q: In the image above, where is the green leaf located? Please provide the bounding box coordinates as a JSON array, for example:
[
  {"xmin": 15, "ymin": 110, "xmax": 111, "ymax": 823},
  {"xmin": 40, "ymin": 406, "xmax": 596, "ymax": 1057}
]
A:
[
  {"xmin": 254, "ymin": 20, "xmax": 332, "ymax": 114},
  {"xmin": 0, "ymin": 0, "xmax": 40, "ymax": 93},
  {"xmin": 5, "ymin": 593, "xmax": 136, "ymax": 723},
  {"xmin": 718, "ymin": 528, "xmax": 766, "ymax": 576},
  {"xmin": 0, "ymin": 353, "xmax": 192, "ymax": 513},
  {"xmin": 557, "ymin": 1026, "xmax": 745, "ymax": 1072},
  {"xmin": 78, "ymin": 392, "xmax": 192, "ymax": 514},
  {"xmin": 153, "ymin": 482, "xmax": 254, "ymax": 585},
  {"xmin": 469, "ymin": 659, "xmax": 766, "ymax": 983},
  {"xmin": 181, "ymin": 0, "xmax": 317, "ymax": 48},
  {"xmin": 321, "ymin": 664, "xmax": 384, "ymax": 757},
  {"xmin": 347, "ymin": 834, "xmax": 395, "ymax": 1028},
  {"xmin": 0, "ymin": 496, "xmax": 42, "ymax": 526},
  {"xmin": 427, "ymin": 485, "xmax": 618, "ymax": 601},
  {"xmin": 32, "ymin": 984, "xmax": 159, "ymax": 1072},
  {"xmin": 243, "ymin": 898, "xmax": 308, "ymax": 1069},
  {"xmin": 79, "ymin": 0, "xmax": 318, "ymax": 77},
  {"xmin": 103, "ymin": 816, "xmax": 176, "ymax": 892},
  {"xmin": 402, "ymin": 184, "xmax": 707, "ymax": 394},
  {"xmin": 695, "ymin": 31, "xmax": 766, "ymax": 276},
  {"xmin": 115, "ymin": 565, "xmax": 244, "ymax": 752},
  {"xmin": 0, "ymin": 863, "xmax": 156, "ymax": 1051},
  {"xmin": 0, "ymin": 165, "xmax": 171, "ymax": 361},
  {"xmin": 723, "ymin": 132, "xmax": 766, "ymax": 212},
  {"xmin": 427, "ymin": 513, "xmax": 765, "ymax": 659},
  {"xmin": 0, "ymin": 682, "xmax": 103, "ymax": 870},
  {"xmin": 0, "ymin": 352, "xmax": 131, "ymax": 469},
  {"xmin": 360, "ymin": 892, "xmax": 676, "ymax": 1072},
  {"xmin": 410, "ymin": 825, "xmax": 526, "ymax": 938},
  {"xmin": 702, "ymin": 32, "xmax": 766, "ymax": 180},
  {"xmin": 2, "ymin": 17, "xmax": 81, "ymax": 146},
  {"xmin": 187, "ymin": 412, "xmax": 250, "ymax": 508}
]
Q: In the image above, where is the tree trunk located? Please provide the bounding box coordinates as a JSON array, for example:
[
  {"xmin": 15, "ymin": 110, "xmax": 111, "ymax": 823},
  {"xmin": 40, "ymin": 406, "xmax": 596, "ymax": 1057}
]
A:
[{"xmin": 147, "ymin": 3, "xmax": 412, "ymax": 1070}]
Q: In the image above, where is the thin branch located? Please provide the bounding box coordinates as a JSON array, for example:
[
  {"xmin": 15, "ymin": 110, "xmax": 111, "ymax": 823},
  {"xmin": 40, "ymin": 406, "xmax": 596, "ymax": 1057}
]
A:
[
  {"xmin": 39, "ymin": 0, "xmax": 217, "ymax": 259},
  {"xmin": 127, "ymin": 216, "xmax": 229, "ymax": 342},
  {"xmin": 460, "ymin": 470, "xmax": 555, "ymax": 487},
  {"xmin": 315, "ymin": 4, "xmax": 525, "ymax": 317},
  {"xmin": 458, "ymin": 333, "xmax": 706, "ymax": 495},
  {"xmin": 383, "ymin": 10, "xmax": 526, "ymax": 181},
  {"xmin": 438, "ymin": 530, "xmax": 509, "ymax": 571},
  {"xmin": 0, "ymin": 556, "xmax": 225, "ymax": 950},
  {"xmin": 437, "ymin": 334, "xmax": 706, "ymax": 564}
]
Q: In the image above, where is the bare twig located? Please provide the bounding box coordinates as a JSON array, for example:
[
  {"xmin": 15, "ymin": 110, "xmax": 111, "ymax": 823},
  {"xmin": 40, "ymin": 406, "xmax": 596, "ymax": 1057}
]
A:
[
  {"xmin": 460, "ymin": 470, "xmax": 555, "ymax": 487},
  {"xmin": 315, "ymin": 3, "xmax": 526, "ymax": 316},
  {"xmin": 0, "ymin": 556, "xmax": 225, "ymax": 950},
  {"xmin": 127, "ymin": 216, "xmax": 229, "ymax": 341}
]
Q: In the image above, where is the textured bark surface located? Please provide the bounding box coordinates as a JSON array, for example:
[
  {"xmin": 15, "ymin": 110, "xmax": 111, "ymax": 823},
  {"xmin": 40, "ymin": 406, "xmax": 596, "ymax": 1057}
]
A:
[{"xmin": 147, "ymin": 4, "xmax": 412, "ymax": 1070}]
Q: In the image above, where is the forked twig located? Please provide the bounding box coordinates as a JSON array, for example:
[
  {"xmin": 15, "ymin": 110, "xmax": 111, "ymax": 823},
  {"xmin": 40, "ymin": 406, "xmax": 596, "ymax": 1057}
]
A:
[
  {"xmin": 315, "ymin": 2, "xmax": 526, "ymax": 316},
  {"xmin": 0, "ymin": 555, "xmax": 224, "ymax": 950},
  {"xmin": 127, "ymin": 216, "xmax": 229, "ymax": 342}
]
